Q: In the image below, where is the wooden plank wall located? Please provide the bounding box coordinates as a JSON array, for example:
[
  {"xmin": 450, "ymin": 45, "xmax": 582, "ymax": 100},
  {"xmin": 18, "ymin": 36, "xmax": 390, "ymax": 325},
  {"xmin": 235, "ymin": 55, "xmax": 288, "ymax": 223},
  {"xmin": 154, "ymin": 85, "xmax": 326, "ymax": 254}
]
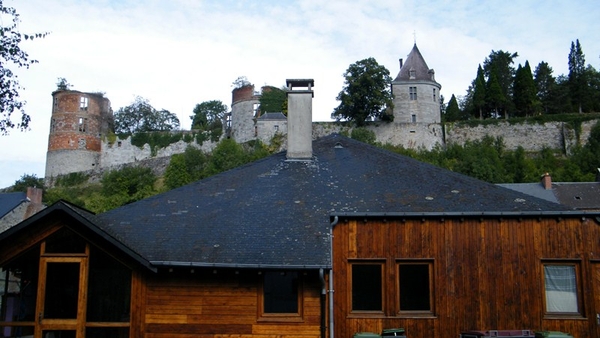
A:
[
  {"xmin": 333, "ymin": 216, "xmax": 600, "ymax": 338},
  {"xmin": 140, "ymin": 269, "xmax": 323, "ymax": 338}
]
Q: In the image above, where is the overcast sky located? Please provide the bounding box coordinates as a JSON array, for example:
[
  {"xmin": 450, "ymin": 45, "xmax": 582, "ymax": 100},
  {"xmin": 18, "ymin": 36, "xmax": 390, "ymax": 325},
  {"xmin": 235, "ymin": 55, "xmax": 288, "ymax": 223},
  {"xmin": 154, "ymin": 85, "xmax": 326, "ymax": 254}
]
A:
[{"xmin": 1, "ymin": 0, "xmax": 599, "ymax": 189}]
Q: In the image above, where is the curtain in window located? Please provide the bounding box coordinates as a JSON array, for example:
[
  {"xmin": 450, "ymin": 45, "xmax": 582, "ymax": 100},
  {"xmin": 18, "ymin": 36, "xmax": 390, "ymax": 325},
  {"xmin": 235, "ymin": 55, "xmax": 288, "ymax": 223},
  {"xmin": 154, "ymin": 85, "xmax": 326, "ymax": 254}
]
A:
[{"xmin": 544, "ymin": 265, "xmax": 577, "ymax": 313}]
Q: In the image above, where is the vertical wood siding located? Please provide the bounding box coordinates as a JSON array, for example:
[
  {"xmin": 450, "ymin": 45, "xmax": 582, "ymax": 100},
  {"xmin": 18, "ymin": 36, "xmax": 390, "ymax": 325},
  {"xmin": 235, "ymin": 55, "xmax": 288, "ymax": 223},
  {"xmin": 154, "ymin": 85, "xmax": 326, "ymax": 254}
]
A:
[
  {"xmin": 139, "ymin": 270, "xmax": 323, "ymax": 338},
  {"xmin": 333, "ymin": 217, "xmax": 600, "ymax": 338}
]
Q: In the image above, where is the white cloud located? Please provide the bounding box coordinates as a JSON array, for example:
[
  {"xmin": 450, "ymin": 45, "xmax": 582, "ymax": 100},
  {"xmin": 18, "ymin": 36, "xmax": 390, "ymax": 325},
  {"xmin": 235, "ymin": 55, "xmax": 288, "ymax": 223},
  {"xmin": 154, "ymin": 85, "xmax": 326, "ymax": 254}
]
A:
[{"xmin": 1, "ymin": 0, "xmax": 599, "ymax": 188}]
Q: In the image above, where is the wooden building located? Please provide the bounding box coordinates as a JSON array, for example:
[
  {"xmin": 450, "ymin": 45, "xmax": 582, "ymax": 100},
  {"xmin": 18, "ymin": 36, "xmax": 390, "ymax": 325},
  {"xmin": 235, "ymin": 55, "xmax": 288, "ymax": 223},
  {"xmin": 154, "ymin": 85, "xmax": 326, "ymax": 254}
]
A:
[{"xmin": 2, "ymin": 81, "xmax": 600, "ymax": 337}]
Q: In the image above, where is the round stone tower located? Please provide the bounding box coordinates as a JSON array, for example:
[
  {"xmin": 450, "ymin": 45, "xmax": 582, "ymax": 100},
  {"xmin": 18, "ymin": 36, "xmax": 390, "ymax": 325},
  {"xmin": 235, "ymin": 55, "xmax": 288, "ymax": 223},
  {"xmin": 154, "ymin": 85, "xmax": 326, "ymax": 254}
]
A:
[
  {"xmin": 45, "ymin": 89, "xmax": 113, "ymax": 180},
  {"xmin": 229, "ymin": 84, "xmax": 260, "ymax": 143},
  {"xmin": 392, "ymin": 43, "xmax": 442, "ymax": 124}
]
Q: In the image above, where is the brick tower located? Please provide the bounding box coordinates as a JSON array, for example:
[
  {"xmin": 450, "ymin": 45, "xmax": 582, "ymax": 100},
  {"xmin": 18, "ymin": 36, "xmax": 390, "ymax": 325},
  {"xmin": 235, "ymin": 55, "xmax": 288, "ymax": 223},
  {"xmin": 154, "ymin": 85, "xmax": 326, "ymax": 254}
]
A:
[{"xmin": 45, "ymin": 88, "xmax": 113, "ymax": 180}]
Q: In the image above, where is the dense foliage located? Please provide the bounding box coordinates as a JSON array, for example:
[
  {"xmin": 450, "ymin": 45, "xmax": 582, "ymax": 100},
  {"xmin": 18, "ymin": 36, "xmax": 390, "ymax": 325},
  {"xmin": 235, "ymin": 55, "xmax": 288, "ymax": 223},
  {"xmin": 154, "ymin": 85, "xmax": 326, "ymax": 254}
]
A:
[
  {"xmin": 0, "ymin": 1, "xmax": 49, "ymax": 134},
  {"xmin": 454, "ymin": 40, "xmax": 600, "ymax": 121},
  {"xmin": 259, "ymin": 86, "xmax": 287, "ymax": 115},
  {"xmin": 332, "ymin": 57, "xmax": 394, "ymax": 126},
  {"xmin": 190, "ymin": 100, "xmax": 226, "ymax": 143},
  {"xmin": 6, "ymin": 174, "xmax": 44, "ymax": 192},
  {"xmin": 113, "ymin": 96, "xmax": 180, "ymax": 134}
]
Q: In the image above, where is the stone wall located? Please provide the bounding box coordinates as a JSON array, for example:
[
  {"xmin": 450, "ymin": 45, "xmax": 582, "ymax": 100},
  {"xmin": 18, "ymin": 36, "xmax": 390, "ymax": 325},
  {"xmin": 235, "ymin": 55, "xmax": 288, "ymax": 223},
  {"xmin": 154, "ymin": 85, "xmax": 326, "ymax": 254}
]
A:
[{"xmin": 445, "ymin": 120, "xmax": 597, "ymax": 154}]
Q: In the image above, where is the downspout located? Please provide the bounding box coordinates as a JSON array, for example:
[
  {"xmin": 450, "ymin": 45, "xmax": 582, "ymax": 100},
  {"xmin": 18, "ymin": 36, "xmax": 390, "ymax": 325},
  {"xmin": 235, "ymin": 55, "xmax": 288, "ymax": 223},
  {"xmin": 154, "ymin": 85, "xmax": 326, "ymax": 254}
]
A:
[
  {"xmin": 329, "ymin": 216, "xmax": 339, "ymax": 338},
  {"xmin": 319, "ymin": 268, "xmax": 326, "ymax": 338}
]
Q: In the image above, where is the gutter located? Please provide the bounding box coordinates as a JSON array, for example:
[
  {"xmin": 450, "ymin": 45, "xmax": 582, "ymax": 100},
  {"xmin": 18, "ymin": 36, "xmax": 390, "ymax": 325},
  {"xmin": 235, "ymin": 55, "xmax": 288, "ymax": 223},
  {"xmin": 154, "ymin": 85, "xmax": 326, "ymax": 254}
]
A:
[
  {"xmin": 331, "ymin": 210, "xmax": 600, "ymax": 218},
  {"xmin": 149, "ymin": 261, "xmax": 330, "ymax": 270},
  {"xmin": 329, "ymin": 216, "xmax": 339, "ymax": 338}
]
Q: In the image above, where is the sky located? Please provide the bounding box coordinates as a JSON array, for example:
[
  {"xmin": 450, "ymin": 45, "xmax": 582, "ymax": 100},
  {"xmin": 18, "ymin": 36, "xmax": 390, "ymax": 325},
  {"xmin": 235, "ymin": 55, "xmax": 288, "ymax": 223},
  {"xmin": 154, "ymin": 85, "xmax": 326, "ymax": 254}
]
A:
[{"xmin": 0, "ymin": 0, "xmax": 599, "ymax": 189}]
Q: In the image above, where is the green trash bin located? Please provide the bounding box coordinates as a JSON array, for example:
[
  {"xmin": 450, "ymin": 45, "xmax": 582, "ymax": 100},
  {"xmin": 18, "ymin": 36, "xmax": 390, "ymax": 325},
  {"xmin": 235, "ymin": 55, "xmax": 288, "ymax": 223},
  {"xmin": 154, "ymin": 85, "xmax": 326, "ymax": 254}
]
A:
[
  {"xmin": 354, "ymin": 332, "xmax": 381, "ymax": 338},
  {"xmin": 535, "ymin": 332, "xmax": 573, "ymax": 338},
  {"xmin": 381, "ymin": 328, "xmax": 406, "ymax": 338}
]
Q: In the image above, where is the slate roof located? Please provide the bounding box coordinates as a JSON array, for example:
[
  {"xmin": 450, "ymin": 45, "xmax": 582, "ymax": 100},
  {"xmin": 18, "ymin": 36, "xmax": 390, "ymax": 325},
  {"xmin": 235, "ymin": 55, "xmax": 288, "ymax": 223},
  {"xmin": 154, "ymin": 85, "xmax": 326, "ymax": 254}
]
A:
[
  {"xmin": 393, "ymin": 43, "xmax": 438, "ymax": 83},
  {"xmin": 257, "ymin": 112, "xmax": 287, "ymax": 120},
  {"xmin": 0, "ymin": 192, "xmax": 26, "ymax": 219},
  {"xmin": 90, "ymin": 134, "xmax": 577, "ymax": 270},
  {"xmin": 500, "ymin": 181, "xmax": 600, "ymax": 210}
]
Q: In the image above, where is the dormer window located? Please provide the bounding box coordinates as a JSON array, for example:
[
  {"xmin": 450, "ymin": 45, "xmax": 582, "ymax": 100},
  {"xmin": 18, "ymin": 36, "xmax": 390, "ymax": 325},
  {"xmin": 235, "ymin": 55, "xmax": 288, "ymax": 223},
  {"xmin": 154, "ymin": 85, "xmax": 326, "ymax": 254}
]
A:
[{"xmin": 409, "ymin": 69, "xmax": 416, "ymax": 79}]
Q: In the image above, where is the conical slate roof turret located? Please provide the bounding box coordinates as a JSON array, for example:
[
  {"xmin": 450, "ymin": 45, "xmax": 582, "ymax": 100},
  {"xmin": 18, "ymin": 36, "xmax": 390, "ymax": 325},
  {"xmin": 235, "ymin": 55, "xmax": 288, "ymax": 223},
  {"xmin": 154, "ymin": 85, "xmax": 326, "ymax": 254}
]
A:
[{"xmin": 394, "ymin": 43, "xmax": 437, "ymax": 83}]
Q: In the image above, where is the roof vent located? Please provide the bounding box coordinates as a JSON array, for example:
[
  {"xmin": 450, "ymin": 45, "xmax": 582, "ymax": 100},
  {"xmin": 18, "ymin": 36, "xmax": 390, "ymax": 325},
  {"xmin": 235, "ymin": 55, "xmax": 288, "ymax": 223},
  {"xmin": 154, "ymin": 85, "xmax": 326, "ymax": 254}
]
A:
[{"xmin": 334, "ymin": 142, "xmax": 344, "ymax": 149}]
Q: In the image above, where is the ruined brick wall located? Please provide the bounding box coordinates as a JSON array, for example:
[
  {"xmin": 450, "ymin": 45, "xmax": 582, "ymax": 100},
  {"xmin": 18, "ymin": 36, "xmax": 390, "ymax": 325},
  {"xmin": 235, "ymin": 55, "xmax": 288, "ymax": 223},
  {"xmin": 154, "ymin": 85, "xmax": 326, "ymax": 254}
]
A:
[{"xmin": 45, "ymin": 90, "xmax": 113, "ymax": 179}]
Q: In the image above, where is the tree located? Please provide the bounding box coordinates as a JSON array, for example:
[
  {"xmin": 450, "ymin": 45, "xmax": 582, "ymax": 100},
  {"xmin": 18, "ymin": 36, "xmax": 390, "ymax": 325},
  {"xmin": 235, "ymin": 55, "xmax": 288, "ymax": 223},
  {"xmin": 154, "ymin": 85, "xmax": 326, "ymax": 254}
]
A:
[
  {"xmin": 483, "ymin": 50, "xmax": 518, "ymax": 115},
  {"xmin": 0, "ymin": 2, "xmax": 49, "ymax": 135},
  {"xmin": 472, "ymin": 65, "xmax": 487, "ymax": 119},
  {"xmin": 113, "ymin": 96, "xmax": 180, "ymax": 134},
  {"xmin": 444, "ymin": 94, "xmax": 465, "ymax": 122},
  {"xmin": 8, "ymin": 173, "xmax": 44, "ymax": 192},
  {"xmin": 232, "ymin": 76, "xmax": 251, "ymax": 89},
  {"xmin": 568, "ymin": 39, "xmax": 587, "ymax": 113},
  {"xmin": 332, "ymin": 57, "xmax": 394, "ymax": 126},
  {"xmin": 534, "ymin": 61, "xmax": 557, "ymax": 114},
  {"xmin": 513, "ymin": 61, "xmax": 539, "ymax": 117},
  {"xmin": 485, "ymin": 69, "xmax": 506, "ymax": 118},
  {"xmin": 259, "ymin": 86, "xmax": 287, "ymax": 115},
  {"xmin": 191, "ymin": 100, "xmax": 227, "ymax": 142}
]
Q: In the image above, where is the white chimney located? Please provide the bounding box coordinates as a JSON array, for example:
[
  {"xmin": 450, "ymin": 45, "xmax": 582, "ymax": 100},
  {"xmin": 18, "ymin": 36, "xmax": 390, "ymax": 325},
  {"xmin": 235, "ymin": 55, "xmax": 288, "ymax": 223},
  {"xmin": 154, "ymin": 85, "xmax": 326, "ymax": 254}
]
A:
[{"xmin": 286, "ymin": 79, "xmax": 314, "ymax": 160}]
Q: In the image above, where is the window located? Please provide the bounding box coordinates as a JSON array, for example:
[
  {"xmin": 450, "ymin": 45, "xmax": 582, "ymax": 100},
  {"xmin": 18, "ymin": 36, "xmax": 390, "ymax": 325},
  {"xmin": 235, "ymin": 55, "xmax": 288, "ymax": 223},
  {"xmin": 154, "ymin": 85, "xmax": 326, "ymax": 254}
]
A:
[
  {"xmin": 351, "ymin": 263, "xmax": 382, "ymax": 312},
  {"xmin": 259, "ymin": 271, "xmax": 302, "ymax": 320},
  {"xmin": 398, "ymin": 262, "xmax": 433, "ymax": 312},
  {"xmin": 433, "ymin": 88, "xmax": 436, "ymax": 102},
  {"xmin": 409, "ymin": 87, "xmax": 417, "ymax": 100},
  {"xmin": 411, "ymin": 114, "xmax": 417, "ymax": 123},
  {"xmin": 78, "ymin": 117, "xmax": 87, "ymax": 132},
  {"xmin": 543, "ymin": 263, "xmax": 581, "ymax": 315},
  {"xmin": 80, "ymin": 96, "xmax": 88, "ymax": 110},
  {"xmin": 409, "ymin": 69, "xmax": 416, "ymax": 79}
]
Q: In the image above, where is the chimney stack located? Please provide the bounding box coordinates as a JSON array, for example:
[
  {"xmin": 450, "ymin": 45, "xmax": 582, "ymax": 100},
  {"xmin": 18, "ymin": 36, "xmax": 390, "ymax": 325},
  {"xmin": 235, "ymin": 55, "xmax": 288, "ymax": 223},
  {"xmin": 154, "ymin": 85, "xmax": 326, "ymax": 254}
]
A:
[
  {"xmin": 286, "ymin": 79, "xmax": 314, "ymax": 160},
  {"xmin": 399, "ymin": 58, "xmax": 403, "ymax": 69},
  {"xmin": 541, "ymin": 173, "xmax": 552, "ymax": 190}
]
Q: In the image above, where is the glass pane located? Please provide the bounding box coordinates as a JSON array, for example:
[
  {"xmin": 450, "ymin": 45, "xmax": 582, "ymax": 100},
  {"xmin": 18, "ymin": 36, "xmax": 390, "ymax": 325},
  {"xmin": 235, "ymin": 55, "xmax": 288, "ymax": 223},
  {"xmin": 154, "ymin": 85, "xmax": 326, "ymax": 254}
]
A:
[
  {"xmin": 45, "ymin": 228, "xmax": 86, "ymax": 254},
  {"xmin": 544, "ymin": 265, "xmax": 578, "ymax": 312},
  {"xmin": 44, "ymin": 263, "xmax": 80, "ymax": 319},
  {"xmin": 0, "ymin": 325, "xmax": 35, "ymax": 337},
  {"xmin": 263, "ymin": 271, "xmax": 298, "ymax": 313},
  {"xmin": 352, "ymin": 264, "xmax": 382, "ymax": 311},
  {"xmin": 86, "ymin": 327, "xmax": 129, "ymax": 338},
  {"xmin": 42, "ymin": 330, "xmax": 76, "ymax": 338},
  {"xmin": 399, "ymin": 264, "xmax": 430, "ymax": 311},
  {"xmin": 2, "ymin": 248, "xmax": 40, "ymax": 323},
  {"xmin": 87, "ymin": 248, "xmax": 131, "ymax": 322}
]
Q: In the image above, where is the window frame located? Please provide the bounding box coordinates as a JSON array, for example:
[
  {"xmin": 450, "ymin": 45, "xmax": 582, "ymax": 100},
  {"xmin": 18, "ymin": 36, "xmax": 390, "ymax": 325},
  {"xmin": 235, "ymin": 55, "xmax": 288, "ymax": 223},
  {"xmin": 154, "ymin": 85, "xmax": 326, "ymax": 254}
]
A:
[
  {"xmin": 409, "ymin": 87, "xmax": 417, "ymax": 100},
  {"xmin": 349, "ymin": 260, "xmax": 385, "ymax": 314},
  {"xmin": 258, "ymin": 271, "xmax": 303, "ymax": 322},
  {"xmin": 397, "ymin": 260, "xmax": 434, "ymax": 315},
  {"xmin": 542, "ymin": 260, "xmax": 584, "ymax": 318},
  {"xmin": 80, "ymin": 96, "xmax": 88, "ymax": 110}
]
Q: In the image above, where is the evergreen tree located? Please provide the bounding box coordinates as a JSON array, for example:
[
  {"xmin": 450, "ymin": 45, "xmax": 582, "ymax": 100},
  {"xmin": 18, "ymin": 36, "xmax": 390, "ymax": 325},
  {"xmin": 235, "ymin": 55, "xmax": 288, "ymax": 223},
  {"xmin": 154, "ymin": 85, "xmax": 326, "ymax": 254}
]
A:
[
  {"xmin": 473, "ymin": 65, "xmax": 487, "ymax": 119},
  {"xmin": 444, "ymin": 94, "xmax": 464, "ymax": 122},
  {"xmin": 568, "ymin": 39, "xmax": 587, "ymax": 113},
  {"xmin": 483, "ymin": 50, "xmax": 518, "ymax": 115},
  {"xmin": 513, "ymin": 61, "xmax": 539, "ymax": 117},
  {"xmin": 486, "ymin": 69, "xmax": 506, "ymax": 118},
  {"xmin": 534, "ymin": 61, "xmax": 557, "ymax": 114}
]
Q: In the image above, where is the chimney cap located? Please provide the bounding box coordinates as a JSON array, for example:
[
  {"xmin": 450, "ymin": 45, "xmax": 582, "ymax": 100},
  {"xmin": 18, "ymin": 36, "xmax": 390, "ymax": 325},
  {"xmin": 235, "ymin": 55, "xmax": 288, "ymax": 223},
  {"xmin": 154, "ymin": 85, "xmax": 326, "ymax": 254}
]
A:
[{"xmin": 286, "ymin": 79, "xmax": 314, "ymax": 90}]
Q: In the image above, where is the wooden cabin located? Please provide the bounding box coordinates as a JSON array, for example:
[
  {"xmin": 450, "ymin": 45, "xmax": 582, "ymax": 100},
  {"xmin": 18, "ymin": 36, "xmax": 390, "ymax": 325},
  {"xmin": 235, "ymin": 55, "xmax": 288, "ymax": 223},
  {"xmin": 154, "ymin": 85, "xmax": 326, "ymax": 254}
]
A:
[{"xmin": 2, "ymin": 89, "xmax": 600, "ymax": 338}]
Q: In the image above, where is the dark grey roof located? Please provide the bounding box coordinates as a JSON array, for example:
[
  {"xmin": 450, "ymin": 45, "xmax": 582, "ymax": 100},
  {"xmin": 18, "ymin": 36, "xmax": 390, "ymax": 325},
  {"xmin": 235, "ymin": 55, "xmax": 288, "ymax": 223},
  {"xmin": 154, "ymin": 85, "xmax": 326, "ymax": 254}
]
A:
[
  {"xmin": 499, "ymin": 181, "xmax": 600, "ymax": 211},
  {"xmin": 393, "ymin": 44, "xmax": 438, "ymax": 83},
  {"xmin": 0, "ymin": 192, "xmax": 26, "ymax": 219},
  {"xmin": 94, "ymin": 134, "xmax": 575, "ymax": 270},
  {"xmin": 257, "ymin": 112, "xmax": 287, "ymax": 120},
  {"xmin": 496, "ymin": 183, "xmax": 559, "ymax": 204},
  {"xmin": 553, "ymin": 182, "xmax": 600, "ymax": 210}
]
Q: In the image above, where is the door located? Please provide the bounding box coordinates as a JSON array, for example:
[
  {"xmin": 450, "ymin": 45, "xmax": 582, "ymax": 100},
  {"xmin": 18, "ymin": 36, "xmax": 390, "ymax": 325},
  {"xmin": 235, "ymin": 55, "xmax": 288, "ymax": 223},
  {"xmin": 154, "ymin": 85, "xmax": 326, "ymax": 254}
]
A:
[{"xmin": 35, "ymin": 257, "xmax": 88, "ymax": 338}]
